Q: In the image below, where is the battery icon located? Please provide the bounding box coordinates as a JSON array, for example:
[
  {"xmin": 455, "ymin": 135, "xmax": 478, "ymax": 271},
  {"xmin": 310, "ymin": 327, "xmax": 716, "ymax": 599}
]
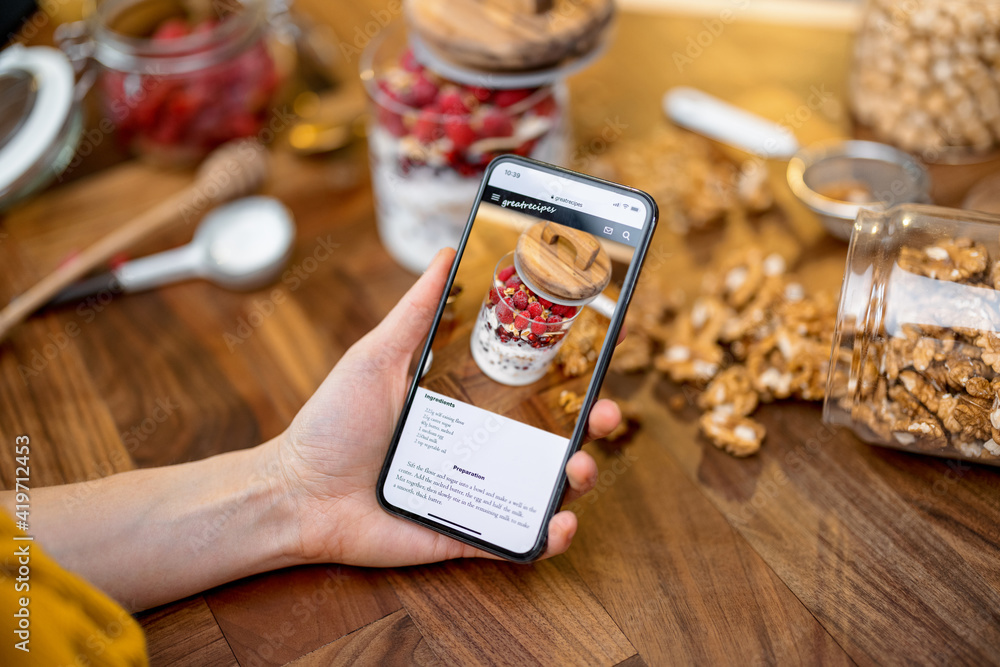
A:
[{"xmin": 630, "ymin": 206, "xmax": 639, "ymax": 212}]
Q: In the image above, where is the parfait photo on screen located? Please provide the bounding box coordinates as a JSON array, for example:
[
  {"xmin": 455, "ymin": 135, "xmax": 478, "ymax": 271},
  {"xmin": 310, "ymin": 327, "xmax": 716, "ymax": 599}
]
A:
[{"xmin": 471, "ymin": 221, "xmax": 610, "ymax": 386}]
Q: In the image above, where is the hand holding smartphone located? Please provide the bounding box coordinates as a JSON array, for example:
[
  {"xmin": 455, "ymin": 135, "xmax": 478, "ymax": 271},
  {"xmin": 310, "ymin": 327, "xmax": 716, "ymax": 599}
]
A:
[{"xmin": 377, "ymin": 156, "xmax": 658, "ymax": 561}]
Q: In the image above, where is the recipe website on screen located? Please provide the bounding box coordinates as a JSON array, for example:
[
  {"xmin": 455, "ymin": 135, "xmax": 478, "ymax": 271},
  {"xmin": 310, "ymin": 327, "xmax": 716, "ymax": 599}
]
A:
[{"xmin": 382, "ymin": 163, "xmax": 647, "ymax": 554}]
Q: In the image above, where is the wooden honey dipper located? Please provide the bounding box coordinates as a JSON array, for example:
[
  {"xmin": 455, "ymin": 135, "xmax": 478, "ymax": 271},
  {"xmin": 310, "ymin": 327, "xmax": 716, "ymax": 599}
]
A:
[{"xmin": 0, "ymin": 139, "xmax": 270, "ymax": 342}]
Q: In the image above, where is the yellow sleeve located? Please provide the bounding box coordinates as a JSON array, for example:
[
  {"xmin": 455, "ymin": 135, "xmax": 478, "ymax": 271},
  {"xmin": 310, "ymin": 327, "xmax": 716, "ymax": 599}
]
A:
[{"xmin": 0, "ymin": 511, "xmax": 148, "ymax": 666}]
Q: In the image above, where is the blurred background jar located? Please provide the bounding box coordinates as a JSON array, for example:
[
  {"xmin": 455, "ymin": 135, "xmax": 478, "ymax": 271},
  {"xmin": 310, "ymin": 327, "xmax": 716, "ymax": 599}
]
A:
[
  {"xmin": 360, "ymin": 0, "xmax": 613, "ymax": 273},
  {"xmin": 825, "ymin": 204, "xmax": 1000, "ymax": 466},
  {"xmin": 361, "ymin": 21, "xmax": 569, "ymax": 274},
  {"xmin": 72, "ymin": 0, "xmax": 294, "ymax": 166},
  {"xmin": 850, "ymin": 0, "xmax": 1000, "ymax": 163}
]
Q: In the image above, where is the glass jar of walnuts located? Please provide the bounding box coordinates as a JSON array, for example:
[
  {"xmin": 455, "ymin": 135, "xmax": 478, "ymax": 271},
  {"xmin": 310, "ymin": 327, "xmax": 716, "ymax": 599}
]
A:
[{"xmin": 826, "ymin": 204, "xmax": 1000, "ymax": 466}]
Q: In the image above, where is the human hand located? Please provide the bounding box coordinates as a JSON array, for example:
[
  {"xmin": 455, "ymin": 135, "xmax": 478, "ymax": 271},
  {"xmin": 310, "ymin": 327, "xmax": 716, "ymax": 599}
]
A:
[{"xmin": 268, "ymin": 248, "xmax": 622, "ymax": 567}]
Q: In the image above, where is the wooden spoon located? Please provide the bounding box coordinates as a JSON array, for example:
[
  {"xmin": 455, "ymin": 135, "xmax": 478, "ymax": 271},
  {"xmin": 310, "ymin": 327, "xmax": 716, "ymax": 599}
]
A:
[{"xmin": 0, "ymin": 139, "xmax": 270, "ymax": 342}]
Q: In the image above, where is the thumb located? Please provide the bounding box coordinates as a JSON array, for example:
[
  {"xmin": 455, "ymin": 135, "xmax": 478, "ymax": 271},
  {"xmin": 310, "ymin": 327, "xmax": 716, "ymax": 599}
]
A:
[{"xmin": 361, "ymin": 247, "xmax": 456, "ymax": 366}]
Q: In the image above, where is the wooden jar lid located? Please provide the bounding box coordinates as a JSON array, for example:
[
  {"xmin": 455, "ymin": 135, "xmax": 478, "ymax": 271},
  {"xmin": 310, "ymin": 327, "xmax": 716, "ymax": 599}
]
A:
[
  {"xmin": 515, "ymin": 221, "xmax": 611, "ymax": 304},
  {"xmin": 405, "ymin": 0, "xmax": 614, "ymax": 72}
]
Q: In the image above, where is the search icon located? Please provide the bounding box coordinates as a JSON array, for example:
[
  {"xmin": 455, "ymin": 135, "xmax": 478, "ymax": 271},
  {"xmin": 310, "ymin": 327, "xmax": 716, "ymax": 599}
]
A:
[{"xmin": 622, "ymin": 230, "xmax": 631, "ymax": 241}]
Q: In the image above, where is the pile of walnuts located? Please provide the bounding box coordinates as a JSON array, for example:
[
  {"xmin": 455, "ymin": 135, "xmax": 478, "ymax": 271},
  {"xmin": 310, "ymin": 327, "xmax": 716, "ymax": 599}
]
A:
[
  {"xmin": 650, "ymin": 247, "xmax": 837, "ymax": 456},
  {"xmin": 590, "ymin": 126, "xmax": 773, "ymax": 234}
]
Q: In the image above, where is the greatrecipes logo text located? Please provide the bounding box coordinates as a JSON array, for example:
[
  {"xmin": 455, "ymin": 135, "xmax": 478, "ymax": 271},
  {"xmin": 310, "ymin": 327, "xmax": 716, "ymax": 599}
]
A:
[{"xmin": 500, "ymin": 199, "xmax": 557, "ymax": 215}]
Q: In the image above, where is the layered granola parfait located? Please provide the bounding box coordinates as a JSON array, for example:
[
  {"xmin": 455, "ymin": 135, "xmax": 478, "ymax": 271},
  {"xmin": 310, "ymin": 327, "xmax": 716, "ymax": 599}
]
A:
[
  {"xmin": 472, "ymin": 253, "xmax": 581, "ymax": 386},
  {"xmin": 361, "ymin": 23, "xmax": 568, "ymax": 273}
]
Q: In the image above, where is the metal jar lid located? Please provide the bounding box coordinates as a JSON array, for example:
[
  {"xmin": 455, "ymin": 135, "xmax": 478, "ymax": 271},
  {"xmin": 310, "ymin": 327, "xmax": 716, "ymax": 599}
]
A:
[{"xmin": 0, "ymin": 45, "xmax": 81, "ymax": 210}]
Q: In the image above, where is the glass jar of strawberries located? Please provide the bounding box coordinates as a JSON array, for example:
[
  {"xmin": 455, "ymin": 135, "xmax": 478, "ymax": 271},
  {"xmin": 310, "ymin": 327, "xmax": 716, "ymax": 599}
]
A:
[
  {"xmin": 85, "ymin": 0, "xmax": 286, "ymax": 166},
  {"xmin": 360, "ymin": 22, "xmax": 569, "ymax": 273}
]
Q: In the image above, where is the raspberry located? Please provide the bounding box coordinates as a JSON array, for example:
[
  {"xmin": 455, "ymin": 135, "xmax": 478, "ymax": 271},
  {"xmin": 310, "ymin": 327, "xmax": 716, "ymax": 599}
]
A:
[
  {"xmin": 546, "ymin": 314, "xmax": 563, "ymax": 332},
  {"xmin": 537, "ymin": 297, "xmax": 552, "ymax": 308},
  {"xmin": 400, "ymin": 49, "xmax": 423, "ymax": 73},
  {"xmin": 497, "ymin": 266, "xmax": 516, "ymax": 282},
  {"xmin": 438, "ymin": 90, "xmax": 469, "ymax": 115},
  {"xmin": 413, "ymin": 109, "xmax": 442, "ymax": 143},
  {"xmin": 504, "ymin": 275, "xmax": 522, "ymax": 289},
  {"xmin": 407, "ymin": 74, "xmax": 439, "ymax": 108},
  {"xmin": 497, "ymin": 300, "xmax": 514, "ymax": 324},
  {"xmin": 514, "ymin": 313, "xmax": 529, "ymax": 330},
  {"xmin": 377, "ymin": 78, "xmax": 405, "ymax": 104},
  {"xmin": 512, "ymin": 291, "xmax": 529, "ymax": 310},
  {"xmin": 530, "ymin": 319, "xmax": 547, "ymax": 336},
  {"xmin": 153, "ymin": 18, "xmax": 189, "ymax": 41},
  {"xmin": 493, "ymin": 88, "xmax": 533, "ymax": 108},
  {"xmin": 488, "ymin": 287, "xmax": 500, "ymax": 305},
  {"xmin": 377, "ymin": 107, "xmax": 407, "ymax": 137},
  {"xmin": 532, "ymin": 95, "xmax": 558, "ymax": 117},
  {"xmin": 527, "ymin": 302, "xmax": 544, "ymax": 319},
  {"xmin": 445, "ymin": 117, "xmax": 476, "ymax": 150},
  {"xmin": 550, "ymin": 304, "xmax": 577, "ymax": 317},
  {"xmin": 468, "ymin": 86, "xmax": 492, "ymax": 102},
  {"xmin": 479, "ymin": 109, "xmax": 513, "ymax": 138}
]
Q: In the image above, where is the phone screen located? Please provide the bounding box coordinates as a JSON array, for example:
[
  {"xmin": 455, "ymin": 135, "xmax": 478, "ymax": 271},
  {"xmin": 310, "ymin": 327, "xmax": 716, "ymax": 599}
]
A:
[{"xmin": 378, "ymin": 156, "xmax": 656, "ymax": 559}]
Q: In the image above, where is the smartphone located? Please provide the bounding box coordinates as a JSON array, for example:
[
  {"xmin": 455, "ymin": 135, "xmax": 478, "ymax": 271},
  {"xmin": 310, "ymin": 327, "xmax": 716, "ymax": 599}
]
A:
[{"xmin": 377, "ymin": 155, "xmax": 658, "ymax": 561}]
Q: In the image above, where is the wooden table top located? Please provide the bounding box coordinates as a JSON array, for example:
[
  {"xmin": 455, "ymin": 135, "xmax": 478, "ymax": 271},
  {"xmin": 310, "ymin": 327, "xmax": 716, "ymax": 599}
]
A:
[{"xmin": 2, "ymin": 3, "xmax": 999, "ymax": 665}]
